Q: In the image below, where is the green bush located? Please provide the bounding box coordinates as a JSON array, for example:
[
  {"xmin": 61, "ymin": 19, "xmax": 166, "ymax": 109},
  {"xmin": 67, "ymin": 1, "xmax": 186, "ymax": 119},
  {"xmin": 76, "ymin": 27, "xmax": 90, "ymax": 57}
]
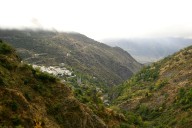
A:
[
  {"xmin": 0, "ymin": 57, "xmax": 17, "ymax": 70},
  {"xmin": 136, "ymin": 65, "xmax": 160, "ymax": 82},
  {"xmin": 155, "ymin": 79, "xmax": 168, "ymax": 90},
  {"xmin": 24, "ymin": 93, "xmax": 32, "ymax": 101},
  {"xmin": 11, "ymin": 115, "xmax": 22, "ymax": 126},
  {"xmin": 120, "ymin": 123, "xmax": 132, "ymax": 128},
  {"xmin": 176, "ymin": 88, "xmax": 192, "ymax": 109},
  {"xmin": 0, "ymin": 42, "xmax": 13, "ymax": 54},
  {"xmin": 136, "ymin": 104, "xmax": 161, "ymax": 120},
  {"xmin": 4, "ymin": 100, "xmax": 19, "ymax": 112},
  {"xmin": 0, "ymin": 77, "xmax": 4, "ymax": 85},
  {"xmin": 11, "ymin": 101, "xmax": 19, "ymax": 112},
  {"xmin": 47, "ymin": 103, "xmax": 65, "ymax": 124},
  {"xmin": 137, "ymin": 104, "xmax": 149, "ymax": 119},
  {"xmin": 34, "ymin": 70, "xmax": 56, "ymax": 83}
]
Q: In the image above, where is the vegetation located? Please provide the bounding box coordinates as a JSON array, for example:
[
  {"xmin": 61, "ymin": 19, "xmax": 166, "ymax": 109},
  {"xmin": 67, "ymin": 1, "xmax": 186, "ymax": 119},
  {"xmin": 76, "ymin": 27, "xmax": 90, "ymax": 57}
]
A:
[
  {"xmin": 0, "ymin": 39, "xmax": 13, "ymax": 54},
  {"xmin": 111, "ymin": 45, "xmax": 192, "ymax": 127},
  {"xmin": 1, "ymin": 30, "xmax": 192, "ymax": 128},
  {"xmin": 0, "ymin": 40, "xmax": 123, "ymax": 128},
  {"xmin": 0, "ymin": 29, "xmax": 142, "ymax": 87}
]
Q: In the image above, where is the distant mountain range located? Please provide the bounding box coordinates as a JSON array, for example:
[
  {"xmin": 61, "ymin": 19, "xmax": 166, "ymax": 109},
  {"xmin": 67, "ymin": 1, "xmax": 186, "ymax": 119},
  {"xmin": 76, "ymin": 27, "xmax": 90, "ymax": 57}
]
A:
[
  {"xmin": 0, "ymin": 29, "xmax": 142, "ymax": 86},
  {"xmin": 103, "ymin": 38, "xmax": 192, "ymax": 63}
]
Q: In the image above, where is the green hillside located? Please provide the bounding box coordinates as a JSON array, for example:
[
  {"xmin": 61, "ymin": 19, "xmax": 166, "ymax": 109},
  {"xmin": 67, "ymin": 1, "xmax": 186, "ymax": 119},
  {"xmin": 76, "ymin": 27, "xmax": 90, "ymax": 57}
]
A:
[
  {"xmin": 0, "ymin": 40, "xmax": 125, "ymax": 128},
  {"xmin": 0, "ymin": 29, "xmax": 142, "ymax": 87},
  {"xmin": 1, "ymin": 29, "xmax": 191, "ymax": 128},
  {"xmin": 111, "ymin": 45, "xmax": 192, "ymax": 127}
]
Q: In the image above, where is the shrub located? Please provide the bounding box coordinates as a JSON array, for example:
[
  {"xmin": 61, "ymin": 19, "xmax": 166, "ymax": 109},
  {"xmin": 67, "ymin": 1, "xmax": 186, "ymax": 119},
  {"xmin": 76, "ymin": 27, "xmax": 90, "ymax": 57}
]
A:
[
  {"xmin": 176, "ymin": 88, "xmax": 192, "ymax": 109},
  {"xmin": 0, "ymin": 57, "xmax": 17, "ymax": 70},
  {"xmin": 136, "ymin": 65, "xmax": 160, "ymax": 82},
  {"xmin": 120, "ymin": 123, "xmax": 131, "ymax": 128},
  {"xmin": 19, "ymin": 64, "xmax": 33, "ymax": 71},
  {"xmin": 15, "ymin": 125, "xmax": 24, "ymax": 128},
  {"xmin": 33, "ymin": 84, "xmax": 43, "ymax": 93},
  {"xmin": 35, "ymin": 71, "xmax": 56, "ymax": 83},
  {"xmin": 11, "ymin": 101, "xmax": 19, "ymax": 112},
  {"xmin": 24, "ymin": 93, "xmax": 32, "ymax": 101},
  {"xmin": 0, "ymin": 42, "xmax": 13, "ymax": 54},
  {"xmin": 137, "ymin": 104, "xmax": 149, "ymax": 118},
  {"xmin": 11, "ymin": 115, "xmax": 22, "ymax": 126},
  {"xmin": 155, "ymin": 79, "xmax": 168, "ymax": 90},
  {"xmin": 0, "ymin": 77, "xmax": 4, "ymax": 85}
]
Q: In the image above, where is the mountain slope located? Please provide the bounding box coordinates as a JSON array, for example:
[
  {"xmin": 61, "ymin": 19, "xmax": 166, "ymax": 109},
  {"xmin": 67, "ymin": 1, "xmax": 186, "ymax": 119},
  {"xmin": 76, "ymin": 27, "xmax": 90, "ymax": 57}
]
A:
[
  {"xmin": 104, "ymin": 38, "xmax": 192, "ymax": 63},
  {"xmin": 0, "ymin": 40, "xmax": 124, "ymax": 128},
  {"xmin": 0, "ymin": 29, "xmax": 142, "ymax": 86},
  {"xmin": 112, "ymin": 45, "xmax": 192, "ymax": 127}
]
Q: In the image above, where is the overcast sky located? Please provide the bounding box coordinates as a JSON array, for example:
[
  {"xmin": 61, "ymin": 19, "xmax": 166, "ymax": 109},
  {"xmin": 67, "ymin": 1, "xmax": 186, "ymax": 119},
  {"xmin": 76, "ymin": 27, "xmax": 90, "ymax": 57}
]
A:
[{"xmin": 1, "ymin": 0, "xmax": 192, "ymax": 40}]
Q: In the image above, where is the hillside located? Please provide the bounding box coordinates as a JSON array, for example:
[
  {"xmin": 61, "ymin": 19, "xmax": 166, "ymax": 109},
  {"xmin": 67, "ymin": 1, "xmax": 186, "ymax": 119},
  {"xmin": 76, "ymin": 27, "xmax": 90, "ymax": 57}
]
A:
[
  {"xmin": 104, "ymin": 38, "xmax": 192, "ymax": 63},
  {"xmin": 0, "ymin": 40, "xmax": 125, "ymax": 128},
  {"xmin": 0, "ymin": 29, "xmax": 142, "ymax": 86},
  {"xmin": 112, "ymin": 45, "xmax": 192, "ymax": 127}
]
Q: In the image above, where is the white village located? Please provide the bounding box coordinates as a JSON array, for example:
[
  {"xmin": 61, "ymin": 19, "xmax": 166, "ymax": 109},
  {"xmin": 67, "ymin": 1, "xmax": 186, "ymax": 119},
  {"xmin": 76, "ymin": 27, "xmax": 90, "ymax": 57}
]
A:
[{"xmin": 32, "ymin": 64, "xmax": 74, "ymax": 77}]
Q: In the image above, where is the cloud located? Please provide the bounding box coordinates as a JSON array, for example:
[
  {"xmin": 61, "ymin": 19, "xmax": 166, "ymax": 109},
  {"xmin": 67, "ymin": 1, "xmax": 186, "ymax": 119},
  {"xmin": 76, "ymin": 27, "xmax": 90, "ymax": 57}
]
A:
[
  {"xmin": 31, "ymin": 18, "xmax": 43, "ymax": 28},
  {"xmin": 1, "ymin": 0, "xmax": 192, "ymax": 40}
]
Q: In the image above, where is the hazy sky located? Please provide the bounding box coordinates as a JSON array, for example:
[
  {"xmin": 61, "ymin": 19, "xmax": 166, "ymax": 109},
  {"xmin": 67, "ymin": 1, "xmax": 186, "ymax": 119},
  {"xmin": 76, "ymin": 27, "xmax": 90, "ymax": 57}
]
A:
[{"xmin": 1, "ymin": 0, "xmax": 192, "ymax": 40}]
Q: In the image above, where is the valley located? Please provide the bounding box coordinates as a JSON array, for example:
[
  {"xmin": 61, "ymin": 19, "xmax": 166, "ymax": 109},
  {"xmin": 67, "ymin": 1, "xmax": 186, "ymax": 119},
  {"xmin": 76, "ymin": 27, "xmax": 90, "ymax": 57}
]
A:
[{"xmin": 0, "ymin": 29, "xmax": 192, "ymax": 128}]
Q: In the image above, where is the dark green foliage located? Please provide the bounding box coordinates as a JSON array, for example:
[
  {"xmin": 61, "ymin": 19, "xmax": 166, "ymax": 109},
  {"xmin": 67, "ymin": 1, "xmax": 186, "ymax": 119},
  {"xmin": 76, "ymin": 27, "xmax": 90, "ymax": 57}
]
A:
[
  {"xmin": 4, "ymin": 100, "xmax": 19, "ymax": 112},
  {"xmin": 136, "ymin": 64, "xmax": 160, "ymax": 82},
  {"xmin": 119, "ymin": 111, "xmax": 147, "ymax": 128},
  {"xmin": 11, "ymin": 115, "xmax": 22, "ymax": 126},
  {"xmin": 155, "ymin": 79, "xmax": 168, "ymax": 90},
  {"xmin": 0, "ymin": 77, "xmax": 4, "ymax": 85},
  {"xmin": 176, "ymin": 88, "xmax": 192, "ymax": 109},
  {"xmin": 0, "ymin": 57, "xmax": 17, "ymax": 70},
  {"xmin": 137, "ymin": 104, "xmax": 161, "ymax": 121},
  {"xmin": 73, "ymin": 86, "xmax": 102, "ymax": 105},
  {"xmin": 32, "ymin": 84, "xmax": 51, "ymax": 96},
  {"xmin": 11, "ymin": 101, "xmax": 19, "ymax": 112},
  {"xmin": 47, "ymin": 103, "xmax": 62, "ymax": 115},
  {"xmin": 0, "ymin": 41, "xmax": 13, "ymax": 54},
  {"xmin": 19, "ymin": 63, "xmax": 33, "ymax": 71},
  {"xmin": 23, "ymin": 79, "xmax": 30, "ymax": 85},
  {"xmin": 34, "ymin": 69, "xmax": 56, "ymax": 83},
  {"xmin": 24, "ymin": 93, "xmax": 32, "ymax": 101},
  {"xmin": 46, "ymin": 102, "xmax": 72, "ymax": 125}
]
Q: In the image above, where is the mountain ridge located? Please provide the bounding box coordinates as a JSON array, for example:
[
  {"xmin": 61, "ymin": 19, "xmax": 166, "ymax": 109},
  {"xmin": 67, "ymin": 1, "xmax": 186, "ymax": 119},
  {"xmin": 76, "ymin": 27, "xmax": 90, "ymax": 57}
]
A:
[
  {"xmin": 103, "ymin": 37, "xmax": 192, "ymax": 63},
  {"xmin": 0, "ymin": 29, "xmax": 142, "ymax": 86}
]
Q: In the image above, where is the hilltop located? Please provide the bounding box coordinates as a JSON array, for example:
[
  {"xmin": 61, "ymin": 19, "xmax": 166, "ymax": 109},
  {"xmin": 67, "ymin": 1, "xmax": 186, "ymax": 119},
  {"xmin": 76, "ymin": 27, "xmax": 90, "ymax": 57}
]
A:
[
  {"xmin": 111, "ymin": 45, "xmax": 192, "ymax": 127},
  {"xmin": 0, "ymin": 40, "xmax": 124, "ymax": 127},
  {"xmin": 0, "ymin": 29, "xmax": 142, "ymax": 86}
]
